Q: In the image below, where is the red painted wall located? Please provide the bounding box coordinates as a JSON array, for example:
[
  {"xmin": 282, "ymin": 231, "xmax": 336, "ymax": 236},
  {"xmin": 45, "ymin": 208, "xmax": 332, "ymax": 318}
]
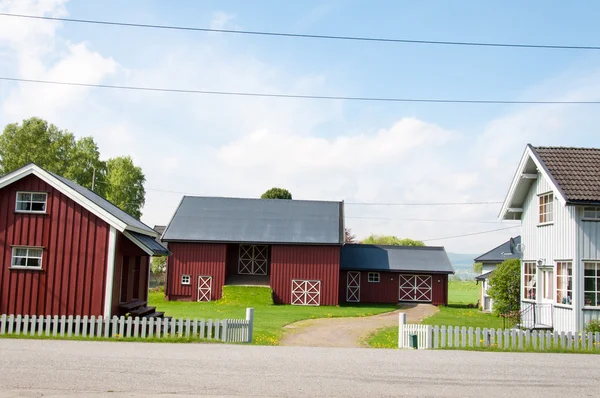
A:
[
  {"xmin": 339, "ymin": 271, "xmax": 449, "ymax": 306},
  {"xmin": 111, "ymin": 233, "xmax": 149, "ymax": 315},
  {"xmin": 166, "ymin": 243, "xmax": 227, "ymax": 301},
  {"xmin": 270, "ymin": 245, "xmax": 340, "ymax": 306},
  {"xmin": 0, "ymin": 174, "xmax": 109, "ymax": 316}
]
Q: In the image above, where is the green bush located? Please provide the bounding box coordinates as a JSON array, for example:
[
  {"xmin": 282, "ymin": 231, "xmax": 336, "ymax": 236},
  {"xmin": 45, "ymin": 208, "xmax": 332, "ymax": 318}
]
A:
[{"xmin": 585, "ymin": 319, "xmax": 600, "ymax": 333}]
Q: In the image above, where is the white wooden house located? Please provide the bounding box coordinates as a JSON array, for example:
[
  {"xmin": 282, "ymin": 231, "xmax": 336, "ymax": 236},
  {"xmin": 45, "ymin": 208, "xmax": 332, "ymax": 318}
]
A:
[{"xmin": 500, "ymin": 145, "xmax": 600, "ymax": 333}]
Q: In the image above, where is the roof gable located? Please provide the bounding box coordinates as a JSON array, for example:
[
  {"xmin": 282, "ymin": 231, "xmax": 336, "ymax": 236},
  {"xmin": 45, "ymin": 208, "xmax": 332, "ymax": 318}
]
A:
[
  {"xmin": 474, "ymin": 236, "xmax": 521, "ymax": 263},
  {"xmin": 0, "ymin": 164, "xmax": 157, "ymax": 237},
  {"xmin": 162, "ymin": 196, "xmax": 343, "ymax": 244}
]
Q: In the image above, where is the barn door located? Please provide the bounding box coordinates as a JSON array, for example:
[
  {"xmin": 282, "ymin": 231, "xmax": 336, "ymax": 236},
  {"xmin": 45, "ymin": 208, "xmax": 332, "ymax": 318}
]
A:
[
  {"xmin": 197, "ymin": 276, "xmax": 212, "ymax": 302},
  {"xmin": 238, "ymin": 244, "xmax": 268, "ymax": 275},
  {"xmin": 291, "ymin": 280, "xmax": 321, "ymax": 306},
  {"xmin": 399, "ymin": 275, "xmax": 432, "ymax": 302},
  {"xmin": 346, "ymin": 271, "xmax": 360, "ymax": 302}
]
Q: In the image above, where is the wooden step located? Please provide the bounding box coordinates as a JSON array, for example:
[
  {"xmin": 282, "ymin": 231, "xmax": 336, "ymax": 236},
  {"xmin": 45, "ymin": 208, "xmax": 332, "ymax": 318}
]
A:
[
  {"xmin": 119, "ymin": 300, "xmax": 147, "ymax": 312},
  {"xmin": 129, "ymin": 306, "xmax": 156, "ymax": 317},
  {"xmin": 141, "ymin": 311, "xmax": 165, "ymax": 319}
]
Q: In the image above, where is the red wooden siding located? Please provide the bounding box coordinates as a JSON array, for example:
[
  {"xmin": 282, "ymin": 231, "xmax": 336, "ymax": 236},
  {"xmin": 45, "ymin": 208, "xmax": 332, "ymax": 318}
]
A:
[
  {"xmin": 111, "ymin": 233, "xmax": 149, "ymax": 315},
  {"xmin": 270, "ymin": 245, "xmax": 340, "ymax": 305},
  {"xmin": 339, "ymin": 271, "xmax": 449, "ymax": 306},
  {"xmin": 0, "ymin": 174, "xmax": 109, "ymax": 316},
  {"xmin": 166, "ymin": 243, "xmax": 227, "ymax": 301}
]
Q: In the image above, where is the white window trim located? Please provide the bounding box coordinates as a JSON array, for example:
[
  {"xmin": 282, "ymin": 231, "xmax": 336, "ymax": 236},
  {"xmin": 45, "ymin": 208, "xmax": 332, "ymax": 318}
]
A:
[
  {"xmin": 584, "ymin": 261, "xmax": 600, "ymax": 307},
  {"xmin": 181, "ymin": 274, "xmax": 191, "ymax": 285},
  {"xmin": 538, "ymin": 192, "xmax": 554, "ymax": 225},
  {"xmin": 15, "ymin": 191, "xmax": 48, "ymax": 214},
  {"xmin": 368, "ymin": 272, "xmax": 380, "ymax": 283},
  {"xmin": 10, "ymin": 246, "xmax": 43, "ymax": 270},
  {"xmin": 583, "ymin": 206, "xmax": 600, "ymax": 221},
  {"xmin": 555, "ymin": 261, "xmax": 573, "ymax": 306}
]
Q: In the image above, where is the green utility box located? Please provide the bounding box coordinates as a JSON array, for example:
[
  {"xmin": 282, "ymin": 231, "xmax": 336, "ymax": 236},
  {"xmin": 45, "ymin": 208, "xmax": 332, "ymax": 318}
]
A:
[{"xmin": 409, "ymin": 334, "xmax": 418, "ymax": 349}]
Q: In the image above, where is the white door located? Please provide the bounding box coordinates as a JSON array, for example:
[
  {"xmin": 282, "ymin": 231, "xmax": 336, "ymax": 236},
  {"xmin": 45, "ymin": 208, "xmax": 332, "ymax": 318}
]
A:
[
  {"xmin": 197, "ymin": 276, "xmax": 212, "ymax": 302},
  {"xmin": 291, "ymin": 280, "xmax": 321, "ymax": 306},
  {"xmin": 399, "ymin": 275, "xmax": 432, "ymax": 302},
  {"xmin": 346, "ymin": 272, "xmax": 360, "ymax": 302}
]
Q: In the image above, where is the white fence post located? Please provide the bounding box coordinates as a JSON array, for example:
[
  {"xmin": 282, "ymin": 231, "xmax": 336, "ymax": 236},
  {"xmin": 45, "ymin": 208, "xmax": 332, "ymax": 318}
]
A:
[
  {"xmin": 398, "ymin": 313, "xmax": 406, "ymax": 348},
  {"xmin": 246, "ymin": 307, "xmax": 254, "ymax": 343}
]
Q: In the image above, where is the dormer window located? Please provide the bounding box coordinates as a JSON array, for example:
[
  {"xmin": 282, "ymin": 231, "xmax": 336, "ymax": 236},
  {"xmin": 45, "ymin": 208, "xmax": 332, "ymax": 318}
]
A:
[
  {"xmin": 15, "ymin": 192, "xmax": 47, "ymax": 213},
  {"xmin": 539, "ymin": 192, "xmax": 553, "ymax": 224}
]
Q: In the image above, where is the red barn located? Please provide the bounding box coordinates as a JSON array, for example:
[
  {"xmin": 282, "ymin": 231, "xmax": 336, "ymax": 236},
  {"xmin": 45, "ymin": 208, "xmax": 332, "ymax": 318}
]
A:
[
  {"xmin": 339, "ymin": 244, "xmax": 454, "ymax": 306},
  {"xmin": 0, "ymin": 164, "xmax": 169, "ymax": 318},
  {"xmin": 162, "ymin": 196, "xmax": 344, "ymax": 305}
]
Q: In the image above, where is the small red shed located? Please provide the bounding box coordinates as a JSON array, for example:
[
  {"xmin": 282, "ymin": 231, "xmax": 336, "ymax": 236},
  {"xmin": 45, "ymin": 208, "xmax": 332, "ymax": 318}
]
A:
[
  {"xmin": 161, "ymin": 196, "xmax": 344, "ymax": 305},
  {"xmin": 0, "ymin": 164, "xmax": 169, "ymax": 318},
  {"xmin": 339, "ymin": 244, "xmax": 454, "ymax": 306}
]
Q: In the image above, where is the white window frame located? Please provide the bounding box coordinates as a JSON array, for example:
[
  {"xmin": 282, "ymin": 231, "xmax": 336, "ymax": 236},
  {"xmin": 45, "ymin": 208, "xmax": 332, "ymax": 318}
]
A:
[
  {"xmin": 584, "ymin": 262, "xmax": 600, "ymax": 307},
  {"xmin": 556, "ymin": 261, "xmax": 572, "ymax": 305},
  {"xmin": 538, "ymin": 192, "xmax": 554, "ymax": 225},
  {"xmin": 15, "ymin": 191, "xmax": 48, "ymax": 214},
  {"xmin": 368, "ymin": 272, "xmax": 380, "ymax": 283},
  {"xmin": 10, "ymin": 247, "xmax": 43, "ymax": 270},
  {"xmin": 523, "ymin": 262, "xmax": 537, "ymax": 301},
  {"xmin": 583, "ymin": 207, "xmax": 600, "ymax": 221},
  {"xmin": 181, "ymin": 274, "xmax": 191, "ymax": 285}
]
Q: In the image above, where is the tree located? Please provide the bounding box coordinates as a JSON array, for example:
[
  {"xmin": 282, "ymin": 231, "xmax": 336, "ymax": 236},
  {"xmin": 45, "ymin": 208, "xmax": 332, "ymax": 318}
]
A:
[
  {"xmin": 473, "ymin": 262, "xmax": 483, "ymax": 273},
  {"xmin": 345, "ymin": 228, "xmax": 357, "ymax": 243},
  {"xmin": 105, "ymin": 156, "xmax": 146, "ymax": 219},
  {"xmin": 151, "ymin": 256, "xmax": 167, "ymax": 274},
  {"xmin": 362, "ymin": 235, "xmax": 425, "ymax": 246},
  {"xmin": 487, "ymin": 258, "xmax": 520, "ymax": 317},
  {"xmin": 261, "ymin": 187, "xmax": 292, "ymax": 199}
]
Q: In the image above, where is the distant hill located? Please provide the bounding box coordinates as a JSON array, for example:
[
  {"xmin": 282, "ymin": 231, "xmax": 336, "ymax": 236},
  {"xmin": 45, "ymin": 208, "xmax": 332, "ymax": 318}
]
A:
[{"xmin": 446, "ymin": 253, "xmax": 479, "ymax": 280}]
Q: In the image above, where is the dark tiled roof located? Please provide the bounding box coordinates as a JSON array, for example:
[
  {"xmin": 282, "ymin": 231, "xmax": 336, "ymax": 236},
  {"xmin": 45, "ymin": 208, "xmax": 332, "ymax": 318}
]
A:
[
  {"xmin": 340, "ymin": 244, "xmax": 455, "ymax": 274},
  {"xmin": 474, "ymin": 236, "xmax": 521, "ymax": 263},
  {"xmin": 162, "ymin": 196, "xmax": 343, "ymax": 244},
  {"xmin": 532, "ymin": 146, "xmax": 600, "ymax": 203}
]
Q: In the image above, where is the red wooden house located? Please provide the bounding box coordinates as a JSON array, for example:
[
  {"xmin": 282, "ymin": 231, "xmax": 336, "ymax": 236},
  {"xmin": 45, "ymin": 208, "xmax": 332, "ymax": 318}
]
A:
[
  {"xmin": 162, "ymin": 196, "xmax": 454, "ymax": 306},
  {"xmin": 0, "ymin": 164, "xmax": 169, "ymax": 318}
]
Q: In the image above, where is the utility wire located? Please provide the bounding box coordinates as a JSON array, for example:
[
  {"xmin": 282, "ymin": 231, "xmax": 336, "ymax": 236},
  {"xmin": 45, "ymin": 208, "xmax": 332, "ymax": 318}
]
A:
[
  {"xmin": 422, "ymin": 225, "xmax": 519, "ymax": 242},
  {"xmin": 346, "ymin": 216, "xmax": 515, "ymax": 224},
  {"xmin": 2, "ymin": 77, "xmax": 599, "ymax": 104},
  {"xmin": 1, "ymin": 12, "xmax": 599, "ymax": 51}
]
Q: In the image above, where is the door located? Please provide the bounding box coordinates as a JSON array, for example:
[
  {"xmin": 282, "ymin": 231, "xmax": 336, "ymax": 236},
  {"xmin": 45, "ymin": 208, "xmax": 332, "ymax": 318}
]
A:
[
  {"xmin": 291, "ymin": 280, "xmax": 321, "ymax": 306},
  {"xmin": 541, "ymin": 269, "xmax": 554, "ymax": 303},
  {"xmin": 238, "ymin": 244, "xmax": 268, "ymax": 275},
  {"xmin": 399, "ymin": 275, "xmax": 432, "ymax": 302},
  {"xmin": 197, "ymin": 276, "xmax": 212, "ymax": 302},
  {"xmin": 346, "ymin": 272, "xmax": 360, "ymax": 302}
]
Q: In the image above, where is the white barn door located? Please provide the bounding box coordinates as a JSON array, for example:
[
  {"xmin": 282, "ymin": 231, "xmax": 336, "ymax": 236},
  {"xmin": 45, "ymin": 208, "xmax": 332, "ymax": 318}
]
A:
[
  {"xmin": 238, "ymin": 244, "xmax": 268, "ymax": 275},
  {"xmin": 197, "ymin": 276, "xmax": 212, "ymax": 302},
  {"xmin": 346, "ymin": 271, "xmax": 360, "ymax": 302},
  {"xmin": 291, "ymin": 280, "xmax": 321, "ymax": 306},
  {"xmin": 399, "ymin": 275, "xmax": 432, "ymax": 302}
]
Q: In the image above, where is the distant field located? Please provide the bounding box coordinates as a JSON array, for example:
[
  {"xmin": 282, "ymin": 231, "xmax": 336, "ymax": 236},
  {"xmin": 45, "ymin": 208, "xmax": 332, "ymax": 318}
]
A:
[{"xmin": 448, "ymin": 280, "xmax": 479, "ymax": 305}]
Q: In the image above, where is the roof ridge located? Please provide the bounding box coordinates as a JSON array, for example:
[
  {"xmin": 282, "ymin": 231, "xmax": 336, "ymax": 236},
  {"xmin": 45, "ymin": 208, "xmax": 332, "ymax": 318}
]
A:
[{"xmin": 182, "ymin": 195, "xmax": 343, "ymax": 204}]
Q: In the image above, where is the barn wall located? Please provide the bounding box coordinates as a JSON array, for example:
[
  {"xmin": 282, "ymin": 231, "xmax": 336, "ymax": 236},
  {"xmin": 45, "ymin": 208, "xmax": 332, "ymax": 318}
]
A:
[
  {"xmin": 166, "ymin": 243, "xmax": 227, "ymax": 301},
  {"xmin": 0, "ymin": 174, "xmax": 109, "ymax": 316},
  {"xmin": 270, "ymin": 245, "xmax": 340, "ymax": 305}
]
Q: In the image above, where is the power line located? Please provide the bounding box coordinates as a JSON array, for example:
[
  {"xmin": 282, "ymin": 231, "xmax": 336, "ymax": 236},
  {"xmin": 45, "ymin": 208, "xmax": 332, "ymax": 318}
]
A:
[
  {"xmin": 346, "ymin": 216, "xmax": 515, "ymax": 224},
  {"xmin": 1, "ymin": 12, "xmax": 599, "ymax": 51},
  {"xmin": 345, "ymin": 201, "xmax": 502, "ymax": 206},
  {"xmin": 422, "ymin": 225, "xmax": 519, "ymax": 242},
  {"xmin": 3, "ymin": 77, "xmax": 600, "ymax": 105}
]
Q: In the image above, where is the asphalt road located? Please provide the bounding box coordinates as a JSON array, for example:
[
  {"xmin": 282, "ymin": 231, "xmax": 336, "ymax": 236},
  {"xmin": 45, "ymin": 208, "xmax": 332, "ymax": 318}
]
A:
[{"xmin": 0, "ymin": 340, "xmax": 598, "ymax": 397}]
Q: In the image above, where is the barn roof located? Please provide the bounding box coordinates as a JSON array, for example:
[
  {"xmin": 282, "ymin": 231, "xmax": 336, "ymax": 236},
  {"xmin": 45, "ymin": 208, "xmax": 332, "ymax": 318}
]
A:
[
  {"xmin": 162, "ymin": 196, "xmax": 344, "ymax": 245},
  {"xmin": 474, "ymin": 236, "xmax": 521, "ymax": 264},
  {"xmin": 340, "ymin": 244, "xmax": 455, "ymax": 274}
]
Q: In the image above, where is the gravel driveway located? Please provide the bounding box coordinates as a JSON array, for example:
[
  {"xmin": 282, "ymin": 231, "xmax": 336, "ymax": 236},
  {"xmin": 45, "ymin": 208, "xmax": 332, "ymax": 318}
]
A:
[{"xmin": 280, "ymin": 303, "xmax": 438, "ymax": 348}]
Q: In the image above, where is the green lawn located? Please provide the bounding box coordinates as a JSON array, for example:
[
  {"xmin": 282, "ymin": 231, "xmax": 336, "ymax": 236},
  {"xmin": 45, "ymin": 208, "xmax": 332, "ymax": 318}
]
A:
[
  {"xmin": 367, "ymin": 281, "xmax": 503, "ymax": 349},
  {"xmin": 150, "ymin": 286, "xmax": 397, "ymax": 345}
]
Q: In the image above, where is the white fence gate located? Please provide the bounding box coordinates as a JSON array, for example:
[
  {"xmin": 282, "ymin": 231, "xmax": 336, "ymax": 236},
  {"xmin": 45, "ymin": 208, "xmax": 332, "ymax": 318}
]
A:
[
  {"xmin": 0, "ymin": 308, "xmax": 255, "ymax": 343},
  {"xmin": 398, "ymin": 313, "xmax": 432, "ymax": 349}
]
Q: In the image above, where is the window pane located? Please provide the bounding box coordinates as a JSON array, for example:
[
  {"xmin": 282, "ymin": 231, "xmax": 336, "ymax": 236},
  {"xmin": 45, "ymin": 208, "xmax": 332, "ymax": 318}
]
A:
[
  {"xmin": 27, "ymin": 248, "xmax": 43, "ymax": 258},
  {"xmin": 585, "ymin": 292, "xmax": 597, "ymax": 306},
  {"xmin": 32, "ymin": 193, "xmax": 46, "ymax": 201},
  {"xmin": 16, "ymin": 202, "xmax": 31, "ymax": 211},
  {"xmin": 12, "ymin": 256, "xmax": 26, "ymax": 266},
  {"xmin": 30, "ymin": 202, "xmax": 46, "ymax": 211},
  {"xmin": 26, "ymin": 258, "xmax": 41, "ymax": 268},
  {"xmin": 15, "ymin": 248, "xmax": 28, "ymax": 256},
  {"xmin": 17, "ymin": 193, "xmax": 31, "ymax": 201}
]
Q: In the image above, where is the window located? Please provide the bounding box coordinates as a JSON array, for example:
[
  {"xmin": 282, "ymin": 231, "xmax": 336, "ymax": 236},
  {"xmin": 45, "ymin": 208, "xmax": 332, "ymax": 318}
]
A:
[
  {"xmin": 15, "ymin": 192, "xmax": 47, "ymax": 213},
  {"xmin": 583, "ymin": 207, "xmax": 600, "ymax": 220},
  {"xmin": 181, "ymin": 274, "xmax": 191, "ymax": 285},
  {"xmin": 539, "ymin": 192, "xmax": 553, "ymax": 224},
  {"xmin": 11, "ymin": 247, "xmax": 43, "ymax": 269},
  {"xmin": 556, "ymin": 262, "xmax": 572, "ymax": 305},
  {"xmin": 368, "ymin": 272, "xmax": 380, "ymax": 283},
  {"xmin": 584, "ymin": 262, "xmax": 600, "ymax": 307},
  {"xmin": 523, "ymin": 262, "xmax": 537, "ymax": 300}
]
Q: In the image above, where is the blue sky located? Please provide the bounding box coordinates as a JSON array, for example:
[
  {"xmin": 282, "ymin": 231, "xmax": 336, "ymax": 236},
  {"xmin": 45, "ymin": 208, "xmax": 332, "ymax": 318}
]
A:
[{"xmin": 1, "ymin": 0, "xmax": 600, "ymax": 253}]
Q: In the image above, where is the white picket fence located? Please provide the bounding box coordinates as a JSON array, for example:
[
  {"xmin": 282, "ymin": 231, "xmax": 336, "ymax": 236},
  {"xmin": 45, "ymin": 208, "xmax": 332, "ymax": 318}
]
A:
[
  {"xmin": 0, "ymin": 308, "xmax": 254, "ymax": 343},
  {"xmin": 398, "ymin": 313, "xmax": 600, "ymax": 351}
]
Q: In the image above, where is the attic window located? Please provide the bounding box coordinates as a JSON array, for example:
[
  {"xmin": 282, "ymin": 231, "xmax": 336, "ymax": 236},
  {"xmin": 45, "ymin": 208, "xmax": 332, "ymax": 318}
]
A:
[
  {"xmin": 583, "ymin": 207, "xmax": 600, "ymax": 221},
  {"xmin": 16, "ymin": 192, "xmax": 47, "ymax": 213},
  {"xmin": 181, "ymin": 274, "xmax": 191, "ymax": 285},
  {"xmin": 538, "ymin": 192, "xmax": 553, "ymax": 224}
]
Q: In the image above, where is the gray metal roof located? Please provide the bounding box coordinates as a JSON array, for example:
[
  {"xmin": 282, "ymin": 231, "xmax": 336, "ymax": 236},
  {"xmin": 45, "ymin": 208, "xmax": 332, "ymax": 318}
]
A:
[
  {"xmin": 474, "ymin": 236, "xmax": 521, "ymax": 264},
  {"xmin": 49, "ymin": 171, "xmax": 156, "ymax": 236},
  {"xmin": 475, "ymin": 270, "xmax": 494, "ymax": 281},
  {"xmin": 128, "ymin": 231, "xmax": 171, "ymax": 256},
  {"xmin": 340, "ymin": 244, "xmax": 455, "ymax": 274},
  {"xmin": 162, "ymin": 196, "xmax": 343, "ymax": 244}
]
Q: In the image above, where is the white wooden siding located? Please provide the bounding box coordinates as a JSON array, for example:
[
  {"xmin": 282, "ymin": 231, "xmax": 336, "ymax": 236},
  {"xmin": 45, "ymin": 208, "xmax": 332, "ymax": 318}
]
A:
[
  {"xmin": 577, "ymin": 208, "xmax": 600, "ymax": 259},
  {"xmin": 553, "ymin": 306, "xmax": 574, "ymax": 333},
  {"xmin": 582, "ymin": 309, "xmax": 600, "ymax": 327}
]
